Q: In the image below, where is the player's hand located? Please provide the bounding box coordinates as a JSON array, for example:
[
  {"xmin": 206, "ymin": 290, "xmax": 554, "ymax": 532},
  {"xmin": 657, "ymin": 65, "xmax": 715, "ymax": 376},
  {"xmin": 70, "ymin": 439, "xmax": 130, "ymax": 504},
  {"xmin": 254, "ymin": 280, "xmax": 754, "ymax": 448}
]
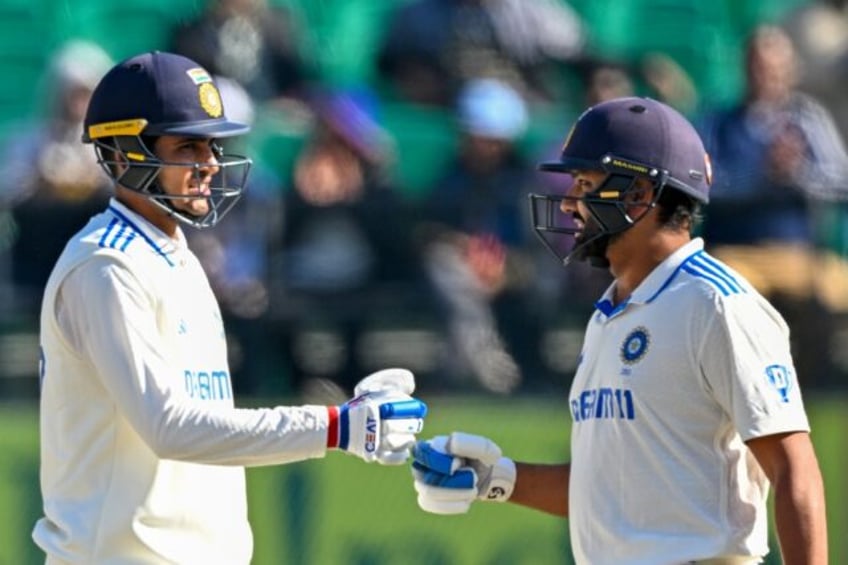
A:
[
  {"xmin": 411, "ymin": 432, "xmax": 516, "ymax": 514},
  {"xmin": 328, "ymin": 368, "xmax": 428, "ymax": 465}
]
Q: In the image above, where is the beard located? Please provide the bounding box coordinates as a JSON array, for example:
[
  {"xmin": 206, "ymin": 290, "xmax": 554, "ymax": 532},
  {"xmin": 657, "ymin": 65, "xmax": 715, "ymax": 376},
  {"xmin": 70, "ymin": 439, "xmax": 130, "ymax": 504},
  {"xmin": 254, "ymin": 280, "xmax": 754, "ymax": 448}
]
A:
[{"xmin": 570, "ymin": 216, "xmax": 611, "ymax": 268}]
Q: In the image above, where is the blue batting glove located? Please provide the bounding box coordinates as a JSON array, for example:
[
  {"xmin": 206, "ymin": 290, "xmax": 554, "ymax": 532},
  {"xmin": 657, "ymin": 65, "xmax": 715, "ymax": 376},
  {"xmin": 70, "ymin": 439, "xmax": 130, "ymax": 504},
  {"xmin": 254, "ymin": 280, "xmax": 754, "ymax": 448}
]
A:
[{"xmin": 411, "ymin": 434, "xmax": 516, "ymax": 514}]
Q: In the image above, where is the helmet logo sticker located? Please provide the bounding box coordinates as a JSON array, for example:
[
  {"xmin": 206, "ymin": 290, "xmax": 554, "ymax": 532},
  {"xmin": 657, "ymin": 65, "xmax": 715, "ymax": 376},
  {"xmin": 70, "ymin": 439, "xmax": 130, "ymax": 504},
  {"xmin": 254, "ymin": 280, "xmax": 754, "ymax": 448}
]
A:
[
  {"xmin": 87, "ymin": 118, "xmax": 148, "ymax": 140},
  {"xmin": 704, "ymin": 152, "xmax": 713, "ymax": 185},
  {"xmin": 620, "ymin": 326, "xmax": 650, "ymax": 365},
  {"xmin": 186, "ymin": 67, "xmax": 213, "ymax": 85},
  {"xmin": 198, "ymin": 83, "xmax": 223, "ymax": 118},
  {"xmin": 765, "ymin": 364, "xmax": 792, "ymax": 403}
]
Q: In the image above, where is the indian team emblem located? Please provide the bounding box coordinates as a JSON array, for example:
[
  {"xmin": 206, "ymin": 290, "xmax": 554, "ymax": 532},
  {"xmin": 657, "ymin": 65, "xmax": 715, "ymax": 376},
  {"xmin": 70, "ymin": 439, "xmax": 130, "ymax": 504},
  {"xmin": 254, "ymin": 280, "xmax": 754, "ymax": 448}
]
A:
[
  {"xmin": 765, "ymin": 364, "xmax": 792, "ymax": 403},
  {"xmin": 620, "ymin": 326, "xmax": 650, "ymax": 365},
  {"xmin": 198, "ymin": 82, "xmax": 223, "ymax": 118}
]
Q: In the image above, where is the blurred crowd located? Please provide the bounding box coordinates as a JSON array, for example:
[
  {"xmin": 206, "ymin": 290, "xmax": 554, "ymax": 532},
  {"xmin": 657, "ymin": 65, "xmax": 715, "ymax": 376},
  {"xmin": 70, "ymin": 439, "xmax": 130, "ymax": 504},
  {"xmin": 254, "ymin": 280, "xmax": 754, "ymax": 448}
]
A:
[{"xmin": 2, "ymin": 0, "xmax": 848, "ymax": 397}]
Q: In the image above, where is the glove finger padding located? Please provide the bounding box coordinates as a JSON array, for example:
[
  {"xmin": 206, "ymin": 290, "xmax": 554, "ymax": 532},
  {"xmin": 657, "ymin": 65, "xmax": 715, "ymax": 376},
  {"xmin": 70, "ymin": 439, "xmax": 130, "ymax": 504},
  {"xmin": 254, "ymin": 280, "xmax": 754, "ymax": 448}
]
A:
[
  {"xmin": 355, "ymin": 368, "xmax": 416, "ymax": 396},
  {"xmin": 374, "ymin": 395, "xmax": 427, "ymax": 464},
  {"xmin": 412, "ymin": 464, "xmax": 478, "ymax": 515},
  {"xmin": 377, "ymin": 447, "xmax": 413, "ymax": 466},
  {"xmin": 412, "ymin": 437, "xmax": 462, "ymax": 474},
  {"xmin": 445, "ymin": 432, "xmax": 503, "ymax": 465},
  {"xmin": 382, "ymin": 418, "xmax": 425, "ymax": 450}
]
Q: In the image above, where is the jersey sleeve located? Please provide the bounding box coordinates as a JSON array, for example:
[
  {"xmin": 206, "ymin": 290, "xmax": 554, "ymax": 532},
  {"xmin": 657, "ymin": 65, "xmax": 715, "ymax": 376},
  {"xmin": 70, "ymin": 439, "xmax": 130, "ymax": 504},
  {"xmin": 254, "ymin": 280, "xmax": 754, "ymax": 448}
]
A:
[
  {"xmin": 56, "ymin": 254, "xmax": 330, "ymax": 466},
  {"xmin": 698, "ymin": 293, "xmax": 810, "ymax": 441}
]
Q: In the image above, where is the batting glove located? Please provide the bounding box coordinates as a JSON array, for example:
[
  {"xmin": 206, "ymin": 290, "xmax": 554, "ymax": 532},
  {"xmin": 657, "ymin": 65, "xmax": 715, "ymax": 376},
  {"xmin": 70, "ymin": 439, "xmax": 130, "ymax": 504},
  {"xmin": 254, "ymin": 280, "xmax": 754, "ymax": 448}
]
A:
[
  {"xmin": 411, "ymin": 432, "xmax": 516, "ymax": 514},
  {"xmin": 327, "ymin": 368, "xmax": 428, "ymax": 465}
]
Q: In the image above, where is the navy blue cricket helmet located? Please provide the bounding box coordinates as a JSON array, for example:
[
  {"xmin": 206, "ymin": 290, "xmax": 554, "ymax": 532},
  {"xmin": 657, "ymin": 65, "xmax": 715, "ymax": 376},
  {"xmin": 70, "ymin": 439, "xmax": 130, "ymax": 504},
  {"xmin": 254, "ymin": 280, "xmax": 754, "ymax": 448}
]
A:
[
  {"xmin": 83, "ymin": 51, "xmax": 252, "ymax": 229},
  {"xmin": 530, "ymin": 96, "xmax": 712, "ymax": 267}
]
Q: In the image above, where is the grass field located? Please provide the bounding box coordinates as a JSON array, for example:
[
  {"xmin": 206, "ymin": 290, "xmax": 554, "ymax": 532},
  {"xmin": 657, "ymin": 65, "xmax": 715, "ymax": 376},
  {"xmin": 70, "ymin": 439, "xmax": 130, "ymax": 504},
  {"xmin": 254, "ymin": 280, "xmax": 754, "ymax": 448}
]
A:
[{"xmin": 1, "ymin": 393, "xmax": 844, "ymax": 564}]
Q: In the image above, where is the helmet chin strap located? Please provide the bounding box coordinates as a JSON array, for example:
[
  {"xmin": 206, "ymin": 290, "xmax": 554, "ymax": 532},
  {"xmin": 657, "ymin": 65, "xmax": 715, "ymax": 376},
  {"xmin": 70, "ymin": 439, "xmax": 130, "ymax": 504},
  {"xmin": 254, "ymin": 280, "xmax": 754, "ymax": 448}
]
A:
[{"xmin": 146, "ymin": 181, "xmax": 184, "ymax": 218}]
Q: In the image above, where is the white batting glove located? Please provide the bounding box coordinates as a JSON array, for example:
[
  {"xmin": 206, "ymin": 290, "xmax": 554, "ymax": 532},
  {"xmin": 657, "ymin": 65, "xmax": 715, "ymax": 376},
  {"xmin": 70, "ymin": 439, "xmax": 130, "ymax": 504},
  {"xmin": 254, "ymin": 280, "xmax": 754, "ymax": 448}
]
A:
[
  {"xmin": 328, "ymin": 369, "xmax": 428, "ymax": 465},
  {"xmin": 411, "ymin": 432, "xmax": 516, "ymax": 514}
]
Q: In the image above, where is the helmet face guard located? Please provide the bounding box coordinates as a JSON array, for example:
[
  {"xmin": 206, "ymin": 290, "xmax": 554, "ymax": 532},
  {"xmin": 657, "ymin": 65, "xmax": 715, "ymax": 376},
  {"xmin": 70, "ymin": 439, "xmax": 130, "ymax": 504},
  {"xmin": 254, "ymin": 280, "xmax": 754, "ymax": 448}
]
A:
[
  {"xmin": 529, "ymin": 155, "xmax": 668, "ymax": 267},
  {"xmin": 91, "ymin": 129, "xmax": 251, "ymax": 229}
]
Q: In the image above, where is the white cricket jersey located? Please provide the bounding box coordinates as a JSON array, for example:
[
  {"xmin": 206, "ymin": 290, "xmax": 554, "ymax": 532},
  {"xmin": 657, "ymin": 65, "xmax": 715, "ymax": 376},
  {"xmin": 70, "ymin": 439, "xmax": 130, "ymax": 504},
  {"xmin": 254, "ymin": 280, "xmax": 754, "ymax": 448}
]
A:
[
  {"xmin": 568, "ymin": 238, "xmax": 810, "ymax": 565},
  {"xmin": 34, "ymin": 199, "xmax": 331, "ymax": 564}
]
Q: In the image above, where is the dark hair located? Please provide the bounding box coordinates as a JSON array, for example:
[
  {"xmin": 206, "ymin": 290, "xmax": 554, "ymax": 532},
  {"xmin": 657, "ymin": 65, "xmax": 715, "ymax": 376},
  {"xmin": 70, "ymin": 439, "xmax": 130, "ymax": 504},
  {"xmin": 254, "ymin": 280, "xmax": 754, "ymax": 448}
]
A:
[{"xmin": 655, "ymin": 185, "xmax": 702, "ymax": 233}]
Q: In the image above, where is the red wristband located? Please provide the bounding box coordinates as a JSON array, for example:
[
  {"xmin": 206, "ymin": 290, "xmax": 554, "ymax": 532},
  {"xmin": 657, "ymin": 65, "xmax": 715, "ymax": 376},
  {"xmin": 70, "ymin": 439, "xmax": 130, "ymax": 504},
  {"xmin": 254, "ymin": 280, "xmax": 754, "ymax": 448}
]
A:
[{"xmin": 326, "ymin": 406, "xmax": 340, "ymax": 448}]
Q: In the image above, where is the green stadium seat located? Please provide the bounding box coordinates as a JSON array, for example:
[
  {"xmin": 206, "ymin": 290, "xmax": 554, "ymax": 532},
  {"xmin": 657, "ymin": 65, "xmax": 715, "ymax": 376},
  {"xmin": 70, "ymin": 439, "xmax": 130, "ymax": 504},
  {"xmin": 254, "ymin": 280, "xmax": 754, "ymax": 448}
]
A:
[
  {"xmin": 570, "ymin": 0, "xmax": 744, "ymax": 107},
  {"xmin": 379, "ymin": 102, "xmax": 458, "ymax": 199},
  {"xmin": 61, "ymin": 0, "xmax": 203, "ymax": 61},
  {"xmin": 270, "ymin": 0, "xmax": 402, "ymax": 86},
  {"xmin": 726, "ymin": 0, "xmax": 812, "ymax": 34},
  {"xmin": 0, "ymin": 0, "xmax": 58, "ymax": 126}
]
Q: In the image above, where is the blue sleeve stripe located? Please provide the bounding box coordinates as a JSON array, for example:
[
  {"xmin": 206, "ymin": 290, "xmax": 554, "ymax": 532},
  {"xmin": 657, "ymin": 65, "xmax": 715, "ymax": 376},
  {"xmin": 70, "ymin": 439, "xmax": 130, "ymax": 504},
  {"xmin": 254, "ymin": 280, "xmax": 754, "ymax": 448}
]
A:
[
  {"xmin": 106, "ymin": 206, "xmax": 175, "ymax": 267},
  {"xmin": 682, "ymin": 253, "xmax": 745, "ymax": 296},
  {"xmin": 696, "ymin": 253, "xmax": 746, "ymax": 293},
  {"xmin": 98, "ymin": 218, "xmax": 120, "ymax": 247},
  {"xmin": 109, "ymin": 222, "xmax": 128, "ymax": 248},
  {"xmin": 120, "ymin": 232, "xmax": 137, "ymax": 252},
  {"xmin": 682, "ymin": 264, "xmax": 731, "ymax": 296}
]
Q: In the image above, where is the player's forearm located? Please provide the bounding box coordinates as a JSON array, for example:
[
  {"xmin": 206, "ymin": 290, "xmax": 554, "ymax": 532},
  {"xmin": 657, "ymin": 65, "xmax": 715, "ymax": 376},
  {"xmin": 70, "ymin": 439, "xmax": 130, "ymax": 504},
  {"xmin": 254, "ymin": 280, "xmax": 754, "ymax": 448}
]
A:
[
  {"xmin": 508, "ymin": 462, "xmax": 569, "ymax": 517},
  {"xmin": 150, "ymin": 404, "xmax": 330, "ymax": 465},
  {"xmin": 772, "ymin": 466, "xmax": 828, "ymax": 565}
]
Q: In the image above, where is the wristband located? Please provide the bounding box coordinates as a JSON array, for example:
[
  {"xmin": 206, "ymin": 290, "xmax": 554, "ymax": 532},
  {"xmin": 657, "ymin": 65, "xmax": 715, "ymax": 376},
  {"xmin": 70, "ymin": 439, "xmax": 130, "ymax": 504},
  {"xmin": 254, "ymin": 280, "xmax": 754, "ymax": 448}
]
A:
[{"xmin": 326, "ymin": 406, "xmax": 340, "ymax": 448}]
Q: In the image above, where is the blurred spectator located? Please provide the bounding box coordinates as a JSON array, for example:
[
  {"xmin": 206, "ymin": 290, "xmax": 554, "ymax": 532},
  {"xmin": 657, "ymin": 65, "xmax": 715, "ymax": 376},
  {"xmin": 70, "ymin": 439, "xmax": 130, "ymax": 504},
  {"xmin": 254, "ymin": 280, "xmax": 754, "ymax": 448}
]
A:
[
  {"xmin": 697, "ymin": 24, "xmax": 848, "ymax": 388},
  {"xmin": 419, "ymin": 78, "xmax": 545, "ymax": 393},
  {"xmin": 640, "ymin": 52, "xmax": 699, "ymax": 116},
  {"xmin": 782, "ymin": 0, "xmax": 848, "ymax": 137},
  {"xmin": 268, "ymin": 88, "xmax": 426, "ymax": 393},
  {"xmin": 376, "ymin": 0, "xmax": 586, "ymax": 107},
  {"xmin": 582, "ymin": 61, "xmax": 635, "ymax": 106},
  {"xmin": 580, "ymin": 55, "xmax": 696, "ymax": 115},
  {"xmin": 0, "ymin": 40, "xmax": 113, "ymax": 316},
  {"xmin": 169, "ymin": 0, "xmax": 313, "ymax": 105}
]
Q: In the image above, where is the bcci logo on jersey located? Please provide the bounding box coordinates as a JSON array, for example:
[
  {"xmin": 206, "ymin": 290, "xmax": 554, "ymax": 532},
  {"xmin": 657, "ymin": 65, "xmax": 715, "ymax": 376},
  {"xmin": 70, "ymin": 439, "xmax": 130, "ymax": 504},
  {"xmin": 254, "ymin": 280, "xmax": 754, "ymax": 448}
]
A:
[
  {"xmin": 620, "ymin": 326, "xmax": 650, "ymax": 365},
  {"xmin": 765, "ymin": 364, "xmax": 793, "ymax": 403}
]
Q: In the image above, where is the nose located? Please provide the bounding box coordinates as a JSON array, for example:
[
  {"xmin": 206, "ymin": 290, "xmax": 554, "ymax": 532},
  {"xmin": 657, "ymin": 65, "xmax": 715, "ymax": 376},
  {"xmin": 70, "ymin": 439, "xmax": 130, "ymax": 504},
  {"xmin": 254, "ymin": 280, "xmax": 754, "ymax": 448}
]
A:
[
  {"xmin": 198, "ymin": 143, "xmax": 221, "ymax": 175},
  {"xmin": 559, "ymin": 181, "xmax": 582, "ymax": 214},
  {"xmin": 560, "ymin": 198, "xmax": 576, "ymax": 214}
]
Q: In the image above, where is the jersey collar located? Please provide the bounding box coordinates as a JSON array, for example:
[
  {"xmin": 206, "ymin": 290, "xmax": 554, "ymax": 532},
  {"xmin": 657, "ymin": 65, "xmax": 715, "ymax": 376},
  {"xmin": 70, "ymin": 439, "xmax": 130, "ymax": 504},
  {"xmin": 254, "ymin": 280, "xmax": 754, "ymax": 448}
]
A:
[
  {"xmin": 107, "ymin": 198, "xmax": 188, "ymax": 258},
  {"xmin": 595, "ymin": 238, "xmax": 705, "ymax": 317}
]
